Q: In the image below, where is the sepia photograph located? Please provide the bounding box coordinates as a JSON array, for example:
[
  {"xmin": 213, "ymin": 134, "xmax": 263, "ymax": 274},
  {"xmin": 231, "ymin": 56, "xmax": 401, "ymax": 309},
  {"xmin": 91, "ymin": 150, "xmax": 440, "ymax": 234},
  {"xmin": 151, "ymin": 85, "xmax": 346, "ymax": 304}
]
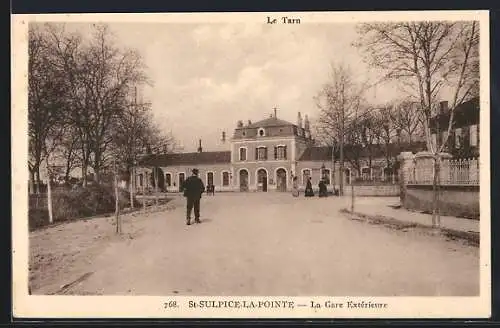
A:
[{"xmin": 12, "ymin": 11, "xmax": 490, "ymax": 318}]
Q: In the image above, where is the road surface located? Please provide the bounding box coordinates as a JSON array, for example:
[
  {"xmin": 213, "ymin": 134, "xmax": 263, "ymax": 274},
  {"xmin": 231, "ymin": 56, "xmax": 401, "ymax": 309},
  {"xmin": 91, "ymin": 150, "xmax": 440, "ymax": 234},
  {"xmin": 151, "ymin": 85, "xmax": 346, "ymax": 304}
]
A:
[{"xmin": 29, "ymin": 193, "xmax": 479, "ymax": 296}]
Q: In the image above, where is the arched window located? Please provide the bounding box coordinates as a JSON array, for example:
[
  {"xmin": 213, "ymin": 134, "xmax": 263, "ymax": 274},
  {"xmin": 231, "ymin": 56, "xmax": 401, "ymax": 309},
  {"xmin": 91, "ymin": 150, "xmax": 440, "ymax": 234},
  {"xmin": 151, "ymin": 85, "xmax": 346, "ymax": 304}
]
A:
[
  {"xmin": 207, "ymin": 172, "xmax": 214, "ymax": 186},
  {"xmin": 165, "ymin": 173, "xmax": 172, "ymax": 187},
  {"xmin": 222, "ymin": 172, "xmax": 230, "ymax": 186}
]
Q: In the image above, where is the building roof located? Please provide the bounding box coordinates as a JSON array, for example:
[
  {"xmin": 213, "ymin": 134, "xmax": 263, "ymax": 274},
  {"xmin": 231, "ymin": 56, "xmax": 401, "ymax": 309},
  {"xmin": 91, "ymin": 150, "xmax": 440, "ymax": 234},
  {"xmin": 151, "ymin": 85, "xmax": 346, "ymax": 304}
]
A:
[
  {"xmin": 246, "ymin": 116, "xmax": 295, "ymax": 128},
  {"xmin": 138, "ymin": 151, "xmax": 231, "ymax": 167},
  {"xmin": 299, "ymin": 142, "xmax": 427, "ymax": 161},
  {"xmin": 430, "ymin": 97, "xmax": 479, "ymax": 131}
]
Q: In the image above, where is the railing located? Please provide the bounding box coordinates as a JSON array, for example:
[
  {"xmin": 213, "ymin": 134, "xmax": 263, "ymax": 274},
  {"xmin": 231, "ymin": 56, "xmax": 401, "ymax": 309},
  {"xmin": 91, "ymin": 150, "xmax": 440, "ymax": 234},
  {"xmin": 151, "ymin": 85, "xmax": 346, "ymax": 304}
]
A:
[{"xmin": 408, "ymin": 158, "xmax": 479, "ymax": 185}]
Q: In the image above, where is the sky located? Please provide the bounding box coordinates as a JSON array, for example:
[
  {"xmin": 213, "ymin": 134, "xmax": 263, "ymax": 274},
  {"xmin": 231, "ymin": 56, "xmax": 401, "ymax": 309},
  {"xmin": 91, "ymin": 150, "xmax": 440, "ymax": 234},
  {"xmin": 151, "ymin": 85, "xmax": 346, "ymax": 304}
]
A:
[{"xmin": 68, "ymin": 22, "xmax": 402, "ymax": 152}]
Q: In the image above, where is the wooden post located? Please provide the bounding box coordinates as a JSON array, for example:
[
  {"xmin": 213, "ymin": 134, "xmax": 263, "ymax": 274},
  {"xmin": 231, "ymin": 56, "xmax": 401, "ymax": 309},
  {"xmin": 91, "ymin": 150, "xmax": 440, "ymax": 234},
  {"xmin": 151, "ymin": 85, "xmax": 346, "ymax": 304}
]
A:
[
  {"xmin": 45, "ymin": 158, "xmax": 53, "ymax": 224},
  {"xmin": 114, "ymin": 158, "xmax": 121, "ymax": 234}
]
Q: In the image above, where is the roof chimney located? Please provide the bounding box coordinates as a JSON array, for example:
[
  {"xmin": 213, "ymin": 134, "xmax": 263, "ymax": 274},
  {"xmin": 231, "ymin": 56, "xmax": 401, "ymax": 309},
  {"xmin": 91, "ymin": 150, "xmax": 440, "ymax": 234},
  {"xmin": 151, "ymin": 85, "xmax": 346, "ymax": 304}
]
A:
[
  {"xmin": 297, "ymin": 112, "xmax": 303, "ymax": 128},
  {"xmin": 304, "ymin": 114, "xmax": 310, "ymax": 131},
  {"xmin": 197, "ymin": 139, "xmax": 202, "ymax": 153},
  {"xmin": 221, "ymin": 131, "xmax": 226, "ymax": 143},
  {"xmin": 274, "ymin": 107, "xmax": 277, "ymax": 118}
]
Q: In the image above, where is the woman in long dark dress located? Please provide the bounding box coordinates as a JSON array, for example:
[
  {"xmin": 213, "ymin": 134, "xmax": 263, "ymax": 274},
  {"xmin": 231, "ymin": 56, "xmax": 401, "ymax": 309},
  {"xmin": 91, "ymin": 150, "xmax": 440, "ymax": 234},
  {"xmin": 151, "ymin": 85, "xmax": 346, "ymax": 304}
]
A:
[
  {"xmin": 305, "ymin": 177, "xmax": 314, "ymax": 197},
  {"xmin": 292, "ymin": 176, "xmax": 299, "ymax": 197}
]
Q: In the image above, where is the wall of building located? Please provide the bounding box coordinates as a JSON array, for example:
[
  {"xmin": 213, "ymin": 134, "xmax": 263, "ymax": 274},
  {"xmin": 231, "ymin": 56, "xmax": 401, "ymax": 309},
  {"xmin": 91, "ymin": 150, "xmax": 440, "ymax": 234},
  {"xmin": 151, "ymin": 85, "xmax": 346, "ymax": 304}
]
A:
[
  {"xmin": 161, "ymin": 164, "xmax": 233, "ymax": 192},
  {"xmin": 231, "ymin": 162, "xmax": 292, "ymax": 191},
  {"xmin": 231, "ymin": 138, "xmax": 294, "ymax": 163}
]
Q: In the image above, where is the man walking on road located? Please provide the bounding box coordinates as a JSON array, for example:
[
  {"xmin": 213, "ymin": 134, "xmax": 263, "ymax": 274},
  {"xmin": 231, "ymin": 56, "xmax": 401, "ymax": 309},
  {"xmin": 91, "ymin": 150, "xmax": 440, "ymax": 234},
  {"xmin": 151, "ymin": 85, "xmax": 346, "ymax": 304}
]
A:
[{"xmin": 182, "ymin": 168, "xmax": 205, "ymax": 225}]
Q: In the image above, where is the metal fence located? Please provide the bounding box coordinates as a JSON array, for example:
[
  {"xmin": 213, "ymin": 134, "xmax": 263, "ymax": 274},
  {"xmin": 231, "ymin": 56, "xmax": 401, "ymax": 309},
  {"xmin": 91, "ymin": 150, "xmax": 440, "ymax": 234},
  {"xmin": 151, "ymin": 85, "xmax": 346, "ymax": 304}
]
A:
[{"xmin": 408, "ymin": 157, "xmax": 479, "ymax": 185}]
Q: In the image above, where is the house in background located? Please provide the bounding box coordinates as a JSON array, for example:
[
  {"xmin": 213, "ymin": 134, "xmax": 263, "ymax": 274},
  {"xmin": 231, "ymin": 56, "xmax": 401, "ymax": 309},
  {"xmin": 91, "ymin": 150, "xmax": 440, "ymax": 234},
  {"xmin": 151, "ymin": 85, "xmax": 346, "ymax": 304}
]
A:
[
  {"xmin": 430, "ymin": 97, "xmax": 480, "ymax": 158},
  {"xmin": 136, "ymin": 110, "xmax": 425, "ymax": 193}
]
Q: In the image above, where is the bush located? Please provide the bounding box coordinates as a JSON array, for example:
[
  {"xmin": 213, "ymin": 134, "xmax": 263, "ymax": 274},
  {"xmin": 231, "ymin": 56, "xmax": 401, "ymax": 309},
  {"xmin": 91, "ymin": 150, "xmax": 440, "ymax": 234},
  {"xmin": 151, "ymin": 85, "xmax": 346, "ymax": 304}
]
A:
[{"xmin": 28, "ymin": 183, "xmax": 136, "ymax": 231}]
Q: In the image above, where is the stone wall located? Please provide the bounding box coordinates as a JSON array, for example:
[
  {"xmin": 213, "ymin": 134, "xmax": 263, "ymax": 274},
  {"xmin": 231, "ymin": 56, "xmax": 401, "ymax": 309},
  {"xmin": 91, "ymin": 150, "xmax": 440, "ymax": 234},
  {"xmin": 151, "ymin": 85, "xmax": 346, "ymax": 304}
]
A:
[
  {"xmin": 342, "ymin": 184, "xmax": 400, "ymax": 197},
  {"xmin": 403, "ymin": 185, "xmax": 479, "ymax": 219},
  {"xmin": 398, "ymin": 151, "xmax": 480, "ymax": 219}
]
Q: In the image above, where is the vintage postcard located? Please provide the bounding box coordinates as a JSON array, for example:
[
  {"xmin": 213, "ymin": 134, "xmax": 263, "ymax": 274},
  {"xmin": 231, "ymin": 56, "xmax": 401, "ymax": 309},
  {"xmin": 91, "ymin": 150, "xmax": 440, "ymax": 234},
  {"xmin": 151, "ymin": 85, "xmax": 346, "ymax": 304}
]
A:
[{"xmin": 12, "ymin": 10, "xmax": 491, "ymax": 318}]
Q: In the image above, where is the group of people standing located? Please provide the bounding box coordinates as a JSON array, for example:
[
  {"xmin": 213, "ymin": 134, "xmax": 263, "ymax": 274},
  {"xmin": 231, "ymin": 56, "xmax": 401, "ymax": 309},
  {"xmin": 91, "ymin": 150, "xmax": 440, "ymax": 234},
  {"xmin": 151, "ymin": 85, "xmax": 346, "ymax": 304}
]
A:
[
  {"xmin": 183, "ymin": 168, "xmax": 334, "ymax": 226},
  {"xmin": 292, "ymin": 176, "xmax": 329, "ymax": 198}
]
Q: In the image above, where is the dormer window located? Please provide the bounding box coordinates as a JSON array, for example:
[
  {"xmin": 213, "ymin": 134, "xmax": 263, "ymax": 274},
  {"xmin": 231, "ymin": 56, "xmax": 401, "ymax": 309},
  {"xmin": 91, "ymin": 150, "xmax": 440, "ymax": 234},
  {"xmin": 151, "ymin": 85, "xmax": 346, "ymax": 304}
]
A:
[{"xmin": 258, "ymin": 128, "xmax": 266, "ymax": 137}]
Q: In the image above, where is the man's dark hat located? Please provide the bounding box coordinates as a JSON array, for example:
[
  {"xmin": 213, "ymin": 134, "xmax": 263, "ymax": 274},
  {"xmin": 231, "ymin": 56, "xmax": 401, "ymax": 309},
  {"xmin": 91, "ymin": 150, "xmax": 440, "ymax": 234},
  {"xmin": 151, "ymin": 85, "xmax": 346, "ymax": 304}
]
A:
[{"xmin": 192, "ymin": 168, "xmax": 199, "ymax": 174}]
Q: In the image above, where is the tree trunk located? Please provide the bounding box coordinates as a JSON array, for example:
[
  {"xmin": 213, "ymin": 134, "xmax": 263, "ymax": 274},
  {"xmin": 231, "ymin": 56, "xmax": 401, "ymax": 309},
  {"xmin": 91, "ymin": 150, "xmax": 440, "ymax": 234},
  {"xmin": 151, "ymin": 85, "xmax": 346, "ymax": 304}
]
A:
[
  {"xmin": 64, "ymin": 150, "xmax": 73, "ymax": 183},
  {"xmin": 129, "ymin": 167, "xmax": 135, "ymax": 209},
  {"xmin": 142, "ymin": 173, "xmax": 146, "ymax": 211},
  {"xmin": 35, "ymin": 169, "xmax": 41, "ymax": 194},
  {"xmin": 46, "ymin": 160, "xmax": 53, "ymax": 224},
  {"xmin": 114, "ymin": 160, "xmax": 121, "ymax": 234},
  {"xmin": 94, "ymin": 157, "xmax": 101, "ymax": 184},
  {"xmin": 350, "ymin": 182, "xmax": 355, "ymax": 212},
  {"xmin": 154, "ymin": 168, "xmax": 159, "ymax": 207},
  {"xmin": 81, "ymin": 165, "xmax": 88, "ymax": 187},
  {"xmin": 431, "ymin": 156, "xmax": 441, "ymax": 228},
  {"xmin": 29, "ymin": 170, "xmax": 35, "ymax": 195}
]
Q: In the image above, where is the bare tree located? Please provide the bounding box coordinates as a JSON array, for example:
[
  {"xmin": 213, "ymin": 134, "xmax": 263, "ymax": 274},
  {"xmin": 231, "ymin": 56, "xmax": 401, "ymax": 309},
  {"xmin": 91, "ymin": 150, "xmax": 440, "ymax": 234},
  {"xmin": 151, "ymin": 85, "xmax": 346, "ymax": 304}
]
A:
[
  {"xmin": 28, "ymin": 24, "xmax": 69, "ymax": 193},
  {"xmin": 356, "ymin": 21, "xmax": 479, "ymax": 226},
  {"xmin": 53, "ymin": 127, "xmax": 81, "ymax": 183},
  {"xmin": 314, "ymin": 63, "xmax": 367, "ymax": 194},
  {"xmin": 44, "ymin": 23, "xmax": 149, "ymax": 185},
  {"xmin": 389, "ymin": 99, "xmax": 422, "ymax": 146}
]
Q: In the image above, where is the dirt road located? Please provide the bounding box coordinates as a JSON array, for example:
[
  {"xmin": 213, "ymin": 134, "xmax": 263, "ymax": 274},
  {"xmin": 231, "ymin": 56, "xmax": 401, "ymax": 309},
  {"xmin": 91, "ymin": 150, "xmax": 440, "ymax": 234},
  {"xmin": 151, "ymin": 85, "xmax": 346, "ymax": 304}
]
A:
[{"xmin": 29, "ymin": 193, "xmax": 479, "ymax": 296}]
